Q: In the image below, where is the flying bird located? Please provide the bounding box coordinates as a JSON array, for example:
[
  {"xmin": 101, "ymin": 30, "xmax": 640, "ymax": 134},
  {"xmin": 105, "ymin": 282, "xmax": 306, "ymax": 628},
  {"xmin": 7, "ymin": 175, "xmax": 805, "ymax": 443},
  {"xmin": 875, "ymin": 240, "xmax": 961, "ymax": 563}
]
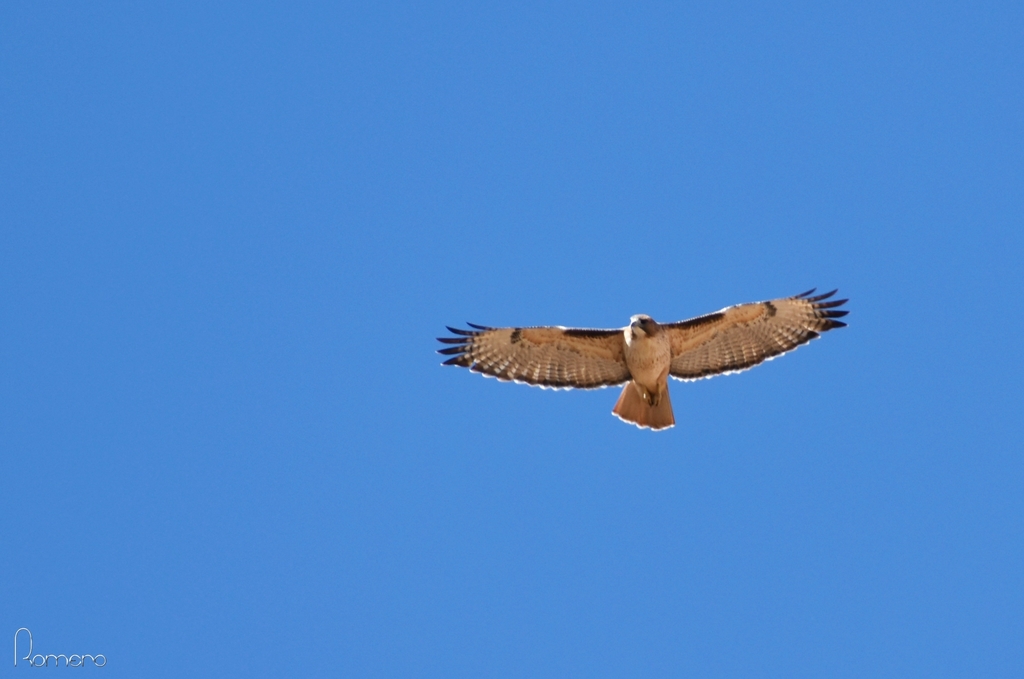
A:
[{"xmin": 437, "ymin": 289, "xmax": 848, "ymax": 430}]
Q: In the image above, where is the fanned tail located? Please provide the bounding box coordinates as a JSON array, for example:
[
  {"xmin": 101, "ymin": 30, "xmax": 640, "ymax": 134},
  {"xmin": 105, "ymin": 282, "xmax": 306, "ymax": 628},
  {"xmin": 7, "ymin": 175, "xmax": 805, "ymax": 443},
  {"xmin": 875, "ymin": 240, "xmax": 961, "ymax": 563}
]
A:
[{"xmin": 612, "ymin": 382, "xmax": 675, "ymax": 431}]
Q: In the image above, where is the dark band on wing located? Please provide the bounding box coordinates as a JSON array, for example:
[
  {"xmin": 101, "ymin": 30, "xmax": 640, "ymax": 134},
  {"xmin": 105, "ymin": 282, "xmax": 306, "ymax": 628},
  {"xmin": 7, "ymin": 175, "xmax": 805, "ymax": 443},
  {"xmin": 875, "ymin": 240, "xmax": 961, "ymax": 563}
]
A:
[
  {"xmin": 562, "ymin": 328, "xmax": 622, "ymax": 338},
  {"xmin": 664, "ymin": 311, "xmax": 725, "ymax": 331}
]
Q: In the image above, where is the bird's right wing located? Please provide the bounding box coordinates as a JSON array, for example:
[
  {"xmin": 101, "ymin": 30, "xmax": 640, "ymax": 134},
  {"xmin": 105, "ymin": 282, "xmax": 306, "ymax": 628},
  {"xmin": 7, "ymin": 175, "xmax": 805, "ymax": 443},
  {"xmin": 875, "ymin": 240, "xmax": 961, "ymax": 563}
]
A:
[
  {"xmin": 437, "ymin": 324, "xmax": 630, "ymax": 389},
  {"xmin": 665, "ymin": 289, "xmax": 848, "ymax": 381}
]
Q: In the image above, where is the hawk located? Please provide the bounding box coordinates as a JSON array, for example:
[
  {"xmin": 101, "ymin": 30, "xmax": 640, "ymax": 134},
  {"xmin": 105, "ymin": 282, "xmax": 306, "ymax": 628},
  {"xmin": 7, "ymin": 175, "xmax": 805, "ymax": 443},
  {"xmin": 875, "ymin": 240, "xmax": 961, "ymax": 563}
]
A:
[{"xmin": 437, "ymin": 289, "xmax": 848, "ymax": 430}]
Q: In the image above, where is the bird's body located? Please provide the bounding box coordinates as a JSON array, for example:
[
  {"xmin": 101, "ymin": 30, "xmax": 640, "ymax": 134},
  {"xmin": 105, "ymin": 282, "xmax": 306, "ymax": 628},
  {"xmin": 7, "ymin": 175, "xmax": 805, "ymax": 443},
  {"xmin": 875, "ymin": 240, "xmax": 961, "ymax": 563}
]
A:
[
  {"xmin": 617, "ymin": 315, "xmax": 675, "ymax": 428},
  {"xmin": 623, "ymin": 315, "xmax": 672, "ymax": 396},
  {"xmin": 438, "ymin": 289, "xmax": 848, "ymax": 430}
]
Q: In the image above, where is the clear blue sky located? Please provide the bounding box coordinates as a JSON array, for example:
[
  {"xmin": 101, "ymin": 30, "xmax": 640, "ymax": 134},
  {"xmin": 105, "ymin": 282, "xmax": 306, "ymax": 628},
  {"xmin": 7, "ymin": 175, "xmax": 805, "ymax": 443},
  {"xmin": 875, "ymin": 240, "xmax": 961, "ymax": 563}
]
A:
[{"xmin": 2, "ymin": 2, "xmax": 1021, "ymax": 677}]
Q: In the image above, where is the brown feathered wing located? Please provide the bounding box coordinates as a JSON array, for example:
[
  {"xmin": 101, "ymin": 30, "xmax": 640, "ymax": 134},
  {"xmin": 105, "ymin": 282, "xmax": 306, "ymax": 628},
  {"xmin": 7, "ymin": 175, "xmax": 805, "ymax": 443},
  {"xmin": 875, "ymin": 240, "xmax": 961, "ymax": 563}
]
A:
[
  {"xmin": 437, "ymin": 324, "xmax": 631, "ymax": 389},
  {"xmin": 666, "ymin": 289, "xmax": 848, "ymax": 380}
]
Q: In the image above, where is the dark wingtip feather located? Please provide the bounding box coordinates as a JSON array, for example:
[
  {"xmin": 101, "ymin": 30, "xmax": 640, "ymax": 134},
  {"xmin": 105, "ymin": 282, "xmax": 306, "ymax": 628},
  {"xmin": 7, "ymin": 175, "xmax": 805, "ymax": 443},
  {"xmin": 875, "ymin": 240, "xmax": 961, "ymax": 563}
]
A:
[
  {"xmin": 823, "ymin": 309, "xmax": 849, "ymax": 318},
  {"xmin": 826, "ymin": 320, "xmax": 848, "ymax": 329},
  {"xmin": 466, "ymin": 322, "xmax": 491, "ymax": 330},
  {"xmin": 806, "ymin": 289, "xmax": 838, "ymax": 302},
  {"xmin": 438, "ymin": 324, "xmax": 480, "ymax": 366},
  {"xmin": 794, "ymin": 288, "xmax": 817, "ymax": 298}
]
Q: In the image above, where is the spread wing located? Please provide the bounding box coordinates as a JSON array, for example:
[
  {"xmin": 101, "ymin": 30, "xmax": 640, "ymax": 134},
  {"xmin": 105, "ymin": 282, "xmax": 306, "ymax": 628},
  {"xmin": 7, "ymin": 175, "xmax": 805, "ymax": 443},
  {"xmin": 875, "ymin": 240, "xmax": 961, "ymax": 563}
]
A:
[
  {"xmin": 666, "ymin": 289, "xmax": 848, "ymax": 381},
  {"xmin": 437, "ymin": 324, "xmax": 630, "ymax": 389}
]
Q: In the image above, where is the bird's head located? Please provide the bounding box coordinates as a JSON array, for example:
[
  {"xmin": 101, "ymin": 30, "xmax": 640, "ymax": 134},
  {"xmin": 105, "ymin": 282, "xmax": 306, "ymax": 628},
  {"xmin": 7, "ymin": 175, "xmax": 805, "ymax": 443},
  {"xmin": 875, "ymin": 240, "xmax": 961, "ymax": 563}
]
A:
[{"xmin": 630, "ymin": 314, "xmax": 659, "ymax": 336}]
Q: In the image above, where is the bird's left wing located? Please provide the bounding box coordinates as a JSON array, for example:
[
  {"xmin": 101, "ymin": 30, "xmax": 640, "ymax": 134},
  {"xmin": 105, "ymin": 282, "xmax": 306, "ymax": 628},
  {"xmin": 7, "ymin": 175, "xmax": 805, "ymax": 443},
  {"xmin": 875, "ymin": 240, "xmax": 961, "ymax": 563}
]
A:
[
  {"xmin": 437, "ymin": 324, "xmax": 630, "ymax": 389},
  {"xmin": 665, "ymin": 289, "xmax": 848, "ymax": 381}
]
